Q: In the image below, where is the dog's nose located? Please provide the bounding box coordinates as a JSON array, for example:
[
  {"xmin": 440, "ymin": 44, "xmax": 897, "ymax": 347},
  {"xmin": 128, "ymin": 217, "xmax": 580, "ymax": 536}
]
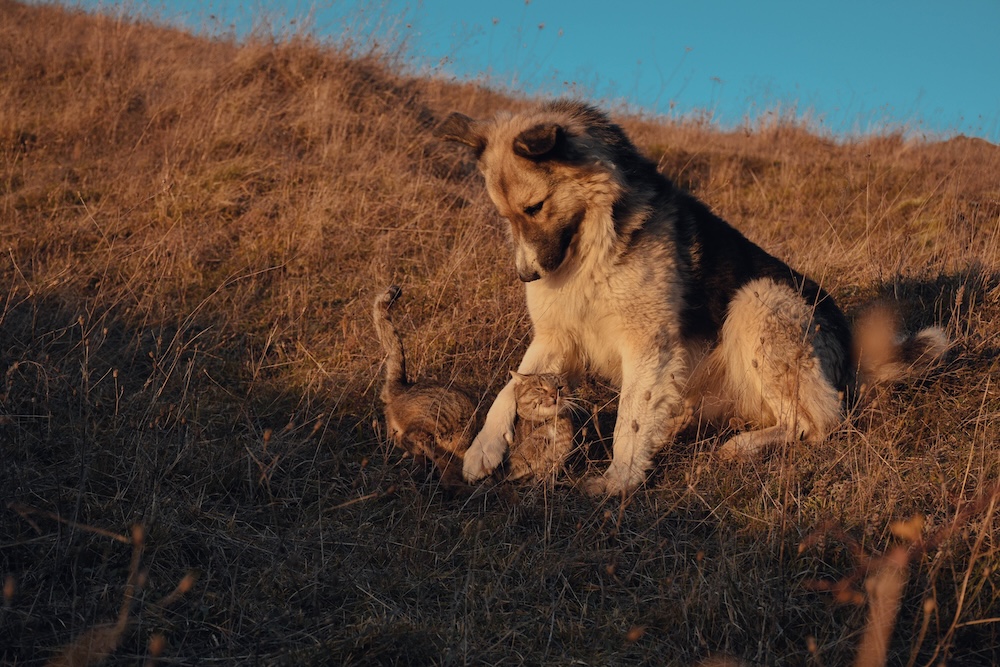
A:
[{"xmin": 517, "ymin": 268, "xmax": 541, "ymax": 282}]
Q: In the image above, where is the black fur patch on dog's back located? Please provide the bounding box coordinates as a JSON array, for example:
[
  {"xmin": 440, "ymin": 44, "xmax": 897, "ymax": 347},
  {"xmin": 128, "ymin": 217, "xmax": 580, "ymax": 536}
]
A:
[{"xmin": 670, "ymin": 191, "xmax": 853, "ymax": 392}]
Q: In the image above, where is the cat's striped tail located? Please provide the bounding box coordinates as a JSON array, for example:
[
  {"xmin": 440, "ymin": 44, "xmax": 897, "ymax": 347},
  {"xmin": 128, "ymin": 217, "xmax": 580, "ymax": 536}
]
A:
[{"xmin": 372, "ymin": 285, "xmax": 408, "ymax": 402}]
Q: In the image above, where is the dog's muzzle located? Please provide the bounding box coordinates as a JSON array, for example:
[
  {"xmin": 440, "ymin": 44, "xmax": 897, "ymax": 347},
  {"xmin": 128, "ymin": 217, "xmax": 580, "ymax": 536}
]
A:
[
  {"xmin": 517, "ymin": 267, "xmax": 541, "ymax": 282},
  {"xmin": 514, "ymin": 245, "xmax": 545, "ymax": 282}
]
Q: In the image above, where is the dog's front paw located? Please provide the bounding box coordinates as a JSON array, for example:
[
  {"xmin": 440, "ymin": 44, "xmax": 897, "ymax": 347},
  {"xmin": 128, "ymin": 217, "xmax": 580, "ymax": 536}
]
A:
[
  {"xmin": 582, "ymin": 463, "xmax": 644, "ymax": 496},
  {"xmin": 462, "ymin": 427, "xmax": 509, "ymax": 483}
]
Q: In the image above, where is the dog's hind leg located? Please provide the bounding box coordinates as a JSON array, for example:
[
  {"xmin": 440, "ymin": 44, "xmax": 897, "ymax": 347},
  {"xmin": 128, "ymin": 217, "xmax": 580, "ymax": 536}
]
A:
[
  {"xmin": 715, "ymin": 278, "xmax": 844, "ymax": 461},
  {"xmin": 716, "ymin": 425, "xmax": 792, "ymax": 461}
]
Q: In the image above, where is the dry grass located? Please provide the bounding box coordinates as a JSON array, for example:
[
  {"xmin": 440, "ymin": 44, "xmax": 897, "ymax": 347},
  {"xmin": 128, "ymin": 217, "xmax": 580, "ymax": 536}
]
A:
[{"xmin": 1, "ymin": 1, "xmax": 999, "ymax": 664}]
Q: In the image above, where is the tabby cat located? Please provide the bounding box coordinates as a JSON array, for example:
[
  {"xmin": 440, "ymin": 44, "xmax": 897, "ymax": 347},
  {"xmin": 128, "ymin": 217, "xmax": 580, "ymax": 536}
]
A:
[
  {"xmin": 372, "ymin": 285, "xmax": 477, "ymax": 485},
  {"xmin": 506, "ymin": 371, "xmax": 577, "ymax": 482}
]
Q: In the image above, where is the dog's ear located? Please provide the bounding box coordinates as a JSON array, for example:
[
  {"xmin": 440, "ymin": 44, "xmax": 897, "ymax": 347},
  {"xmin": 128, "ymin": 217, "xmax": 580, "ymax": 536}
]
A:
[
  {"xmin": 512, "ymin": 122, "xmax": 563, "ymax": 159},
  {"xmin": 435, "ymin": 112, "xmax": 486, "ymax": 154}
]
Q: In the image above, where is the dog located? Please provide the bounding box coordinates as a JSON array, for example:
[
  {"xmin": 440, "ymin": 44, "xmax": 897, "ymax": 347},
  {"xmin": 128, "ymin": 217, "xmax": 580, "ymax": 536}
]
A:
[{"xmin": 437, "ymin": 101, "xmax": 947, "ymax": 495}]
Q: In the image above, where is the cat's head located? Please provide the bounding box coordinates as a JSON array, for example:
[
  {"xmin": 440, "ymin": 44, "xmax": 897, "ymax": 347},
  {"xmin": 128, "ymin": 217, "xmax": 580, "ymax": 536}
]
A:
[{"xmin": 510, "ymin": 371, "xmax": 568, "ymax": 420}]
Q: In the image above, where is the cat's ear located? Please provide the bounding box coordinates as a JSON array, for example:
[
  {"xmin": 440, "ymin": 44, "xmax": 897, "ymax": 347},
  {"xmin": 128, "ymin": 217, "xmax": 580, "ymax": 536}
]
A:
[{"xmin": 509, "ymin": 370, "xmax": 526, "ymax": 384}]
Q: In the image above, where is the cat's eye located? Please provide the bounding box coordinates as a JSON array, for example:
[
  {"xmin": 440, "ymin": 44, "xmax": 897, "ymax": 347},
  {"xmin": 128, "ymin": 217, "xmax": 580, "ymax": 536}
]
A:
[{"xmin": 523, "ymin": 200, "xmax": 544, "ymax": 216}]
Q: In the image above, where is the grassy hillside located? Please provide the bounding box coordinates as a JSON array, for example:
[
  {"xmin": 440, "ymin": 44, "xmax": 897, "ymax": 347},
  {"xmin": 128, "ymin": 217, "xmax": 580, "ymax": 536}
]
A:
[{"xmin": 1, "ymin": 1, "xmax": 998, "ymax": 664}]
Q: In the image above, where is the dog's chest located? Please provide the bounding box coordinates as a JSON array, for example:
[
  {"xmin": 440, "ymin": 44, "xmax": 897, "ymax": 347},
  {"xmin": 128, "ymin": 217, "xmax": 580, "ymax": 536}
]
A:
[{"xmin": 527, "ymin": 277, "xmax": 626, "ymax": 383}]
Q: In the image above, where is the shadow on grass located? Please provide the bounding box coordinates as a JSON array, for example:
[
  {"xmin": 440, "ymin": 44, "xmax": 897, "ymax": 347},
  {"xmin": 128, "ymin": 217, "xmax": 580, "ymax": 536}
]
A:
[{"xmin": 0, "ymin": 291, "xmax": 368, "ymax": 663}]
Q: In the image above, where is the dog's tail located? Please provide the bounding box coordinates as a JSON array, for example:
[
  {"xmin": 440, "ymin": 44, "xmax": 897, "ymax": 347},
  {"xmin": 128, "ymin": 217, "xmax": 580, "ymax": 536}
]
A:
[
  {"xmin": 372, "ymin": 285, "xmax": 408, "ymax": 402},
  {"xmin": 853, "ymin": 303, "xmax": 949, "ymax": 384}
]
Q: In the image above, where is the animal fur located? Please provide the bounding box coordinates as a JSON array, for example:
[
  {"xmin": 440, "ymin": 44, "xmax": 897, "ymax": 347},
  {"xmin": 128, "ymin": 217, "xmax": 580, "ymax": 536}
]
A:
[
  {"xmin": 437, "ymin": 100, "xmax": 948, "ymax": 495},
  {"xmin": 372, "ymin": 285, "xmax": 478, "ymax": 485},
  {"xmin": 505, "ymin": 371, "xmax": 576, "ymax": 482}
]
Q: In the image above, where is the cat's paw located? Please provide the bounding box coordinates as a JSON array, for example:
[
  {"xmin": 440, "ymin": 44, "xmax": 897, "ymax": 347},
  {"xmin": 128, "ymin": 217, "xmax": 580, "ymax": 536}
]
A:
[{"xmin": 462, "ymin": 427, "xmax": 509, "ymax": 482}]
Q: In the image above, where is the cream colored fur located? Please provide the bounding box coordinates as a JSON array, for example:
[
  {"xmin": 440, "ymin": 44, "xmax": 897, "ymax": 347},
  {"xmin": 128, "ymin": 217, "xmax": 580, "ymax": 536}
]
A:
[{"xmin": 438, "ymin": 102, "xmax": 947, "ymax": 495}]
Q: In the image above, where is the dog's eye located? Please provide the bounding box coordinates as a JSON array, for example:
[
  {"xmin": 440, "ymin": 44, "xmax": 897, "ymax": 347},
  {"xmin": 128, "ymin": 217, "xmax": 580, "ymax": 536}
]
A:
[{"xmin": 523, "ymin": 200, "xmax": 544, "ymax": 217}]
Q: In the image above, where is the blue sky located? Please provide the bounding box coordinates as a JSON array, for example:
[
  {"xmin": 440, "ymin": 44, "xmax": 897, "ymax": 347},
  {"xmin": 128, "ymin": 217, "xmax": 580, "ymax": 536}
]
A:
[{"xmin": 75, "ymin": 0, "xmax": 1000, "ymax": 142}]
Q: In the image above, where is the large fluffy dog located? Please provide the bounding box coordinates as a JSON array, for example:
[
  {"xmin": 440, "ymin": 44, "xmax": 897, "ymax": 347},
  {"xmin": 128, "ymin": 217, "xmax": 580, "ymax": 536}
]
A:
[{"xmin": 438, "ymin": 101, "xmax": 946, "ymax": 495}]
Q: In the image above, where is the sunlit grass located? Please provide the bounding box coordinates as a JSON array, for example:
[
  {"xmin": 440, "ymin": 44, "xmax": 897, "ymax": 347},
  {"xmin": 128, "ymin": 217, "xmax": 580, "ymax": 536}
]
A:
[{"xmin": 1, "ymin": 1, "xmax": 998, "ymax": 664}]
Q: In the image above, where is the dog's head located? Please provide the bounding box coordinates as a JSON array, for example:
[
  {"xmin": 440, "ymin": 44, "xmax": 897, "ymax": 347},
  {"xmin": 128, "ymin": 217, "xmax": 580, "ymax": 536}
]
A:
[{"xmin": 437, "ymin": 102, "xmax": 623, "ymax": 282}]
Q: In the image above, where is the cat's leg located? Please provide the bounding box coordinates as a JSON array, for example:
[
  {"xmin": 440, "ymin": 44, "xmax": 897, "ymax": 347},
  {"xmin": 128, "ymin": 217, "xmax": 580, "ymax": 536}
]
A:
[
  {"xmin": 428, "ymin": 443, "xmax": 466, "ymax": 488},
  {"xmin": 463, "ymin": 337, "xmax": 562, "ymax": 483}
]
